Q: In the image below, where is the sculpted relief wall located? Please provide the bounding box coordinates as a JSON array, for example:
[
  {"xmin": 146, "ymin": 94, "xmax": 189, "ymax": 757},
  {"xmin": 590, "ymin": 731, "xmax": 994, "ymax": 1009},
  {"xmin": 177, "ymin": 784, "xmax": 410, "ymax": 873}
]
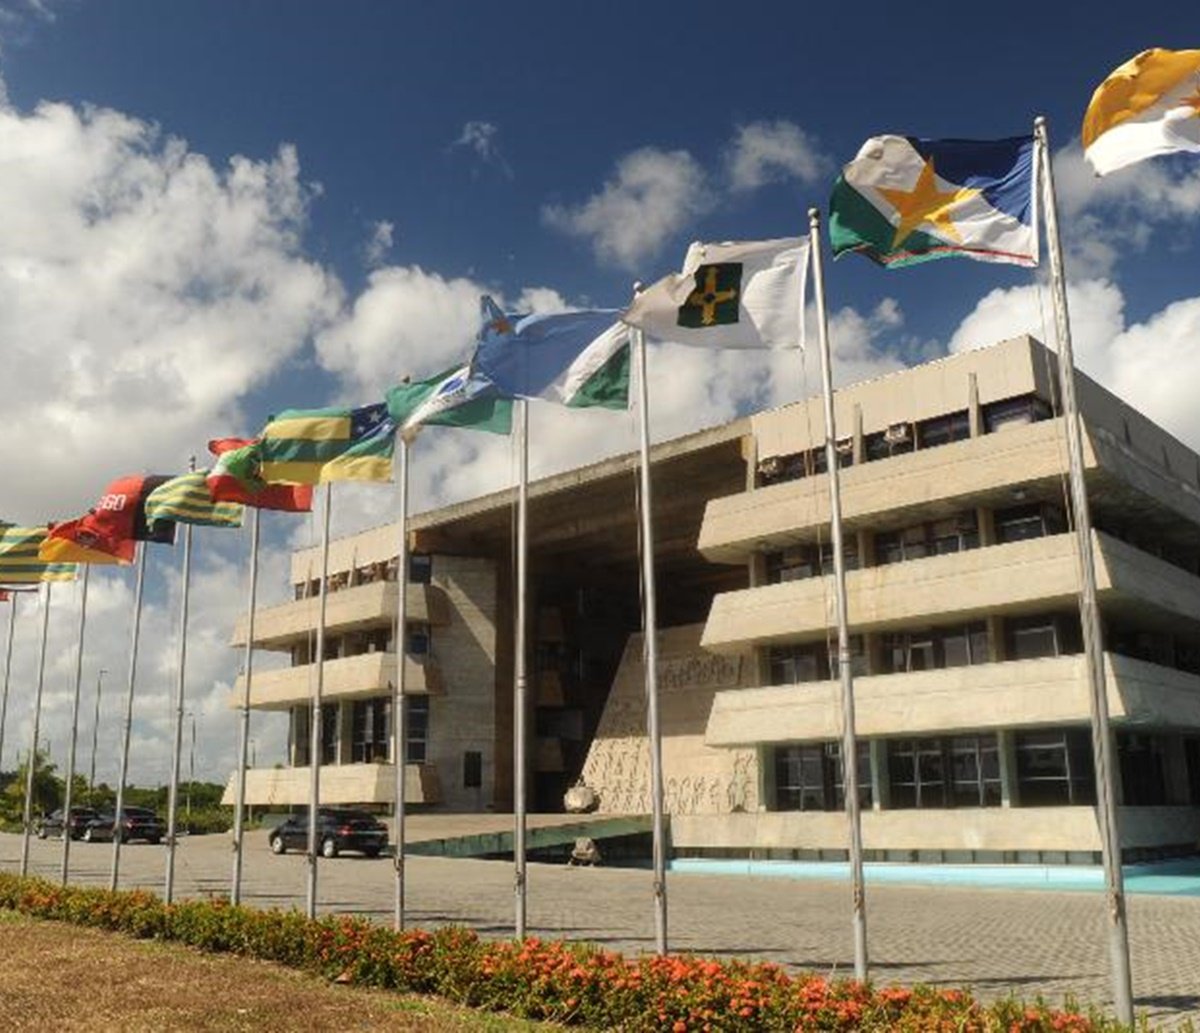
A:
[{"xmin": 580, "ymin": 623, "xmax": 758, "ymax": 815}]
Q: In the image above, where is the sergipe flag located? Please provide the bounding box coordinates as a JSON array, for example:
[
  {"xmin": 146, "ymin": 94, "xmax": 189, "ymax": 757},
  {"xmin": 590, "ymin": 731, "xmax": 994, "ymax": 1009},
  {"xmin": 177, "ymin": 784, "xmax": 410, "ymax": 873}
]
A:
[
  {"xmin": 473, "ymin": 296, "xmax": 631, "ymax": 409},
  {"xmin": 207, "ymin": 438, "xmax": 313, "ymax": 512},
  {"xmin": 39, "ymin": 475, "xmax": 177, "ymax": 565},
  {"xmin": 259, "ymin": 402, "xmax": 398, "ymax": 485},
  {"xmin": 1083, "ymin": 48, "xmax": 1200, "ymax": 175},
  {"xmin": 829, "ymin": 135, "xmax": 1038, "ymax": 268}
]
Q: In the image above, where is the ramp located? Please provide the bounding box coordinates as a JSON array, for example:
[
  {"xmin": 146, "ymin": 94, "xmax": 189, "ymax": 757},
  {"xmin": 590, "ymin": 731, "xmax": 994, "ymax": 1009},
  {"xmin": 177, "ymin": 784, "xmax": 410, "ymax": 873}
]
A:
[{"xmin": 404, "ymin": 813, "xmax": 653, "ymax": 858}]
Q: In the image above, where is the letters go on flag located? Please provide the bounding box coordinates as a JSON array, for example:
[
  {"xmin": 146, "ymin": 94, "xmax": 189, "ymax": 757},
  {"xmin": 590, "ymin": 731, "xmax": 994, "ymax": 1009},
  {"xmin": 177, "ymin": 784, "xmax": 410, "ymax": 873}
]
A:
[
  {"xmin": 1083, "ymin": 48, "xmax": 1200, "ymax": 175},
  {"xmin": 622, "ymin": 237, "xmax": 809, "ymax": 349},
  {"xmin": 259, "ymin": 402, "xmax": 398, "ymax": 485},
  {"xmin": 386, "ymin": 362, "xmax": 514, "ymax": 441},
  {"xmin": 829, "ymin": 135, "xmax": 1038, "ymax": 268},
  {"xmin": 207, "ymin": 438, "xmax": 313, "ymax": 512},
  {"xmin": 39, "ymin": 475, "xmax": 178, "ymax": 565},
  {"xmin": 472, "ymin": 297, "xmax": 631, "ymax": 409},
  {"xmin": 144, "ymin": 471, "xmax": 244, "ymax": 529},
  {"xmin": 0, "ymin": 524, "xmax": 77, "ymax": 583}
]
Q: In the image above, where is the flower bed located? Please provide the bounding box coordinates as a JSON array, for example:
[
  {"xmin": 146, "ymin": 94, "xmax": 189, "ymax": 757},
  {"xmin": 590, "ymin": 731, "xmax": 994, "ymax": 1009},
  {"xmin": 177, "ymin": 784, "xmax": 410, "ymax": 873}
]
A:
[{"xmin": 0, "ymin": 873, "xmax": 1133, "ymax": 1031}]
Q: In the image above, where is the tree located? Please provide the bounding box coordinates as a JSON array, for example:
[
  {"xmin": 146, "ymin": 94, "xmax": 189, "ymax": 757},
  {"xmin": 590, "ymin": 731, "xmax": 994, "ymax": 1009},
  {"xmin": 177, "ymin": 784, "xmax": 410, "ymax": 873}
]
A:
[{"xmin": 0, "ymin": 750, "xmax": 61, "ymax": 826}]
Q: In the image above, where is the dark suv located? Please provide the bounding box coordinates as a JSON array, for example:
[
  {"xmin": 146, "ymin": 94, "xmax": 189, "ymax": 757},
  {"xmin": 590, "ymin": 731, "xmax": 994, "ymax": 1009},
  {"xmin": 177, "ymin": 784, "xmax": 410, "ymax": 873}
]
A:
[
  {"xmin": 80, "ymin": 806, "xmax": 165, "ymax": 844},
  {"xmin": 268, "ymin": 808, "xmax": 388, "ymax": 858},
  {"xmin": 36, "ymin": 807, "xmax": 100, "ymax": 840}
]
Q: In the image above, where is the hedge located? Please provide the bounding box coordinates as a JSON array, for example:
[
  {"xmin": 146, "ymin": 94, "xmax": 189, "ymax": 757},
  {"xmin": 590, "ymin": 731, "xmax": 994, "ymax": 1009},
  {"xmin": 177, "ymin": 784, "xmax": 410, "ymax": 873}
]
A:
[{"xmin": 0, "ymin": 873, "xmax": 1143, "ymax": 1031}]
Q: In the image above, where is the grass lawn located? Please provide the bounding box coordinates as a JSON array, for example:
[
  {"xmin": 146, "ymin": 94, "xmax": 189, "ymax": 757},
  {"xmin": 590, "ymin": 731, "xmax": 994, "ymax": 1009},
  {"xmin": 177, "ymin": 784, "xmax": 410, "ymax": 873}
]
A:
[{"xmin": 0, "ymin": 911, "xmax": 556, "ymax": 1032}]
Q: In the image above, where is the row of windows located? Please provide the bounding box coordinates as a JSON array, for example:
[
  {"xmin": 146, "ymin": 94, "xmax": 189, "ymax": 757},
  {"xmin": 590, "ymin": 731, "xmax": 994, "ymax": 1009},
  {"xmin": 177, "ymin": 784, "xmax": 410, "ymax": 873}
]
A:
[
  {"xmin": 757, "ymin": 394, "xmax": 1051, "ymax": 488},
  {"xmin": 291, "ymin": 622, "xmax": 432, "ymax": 666},
  {"xmin": 293, "ymin": 554, "xmax": 433, "ymax": 600},
  {"xmin": 293, "ymin": 696, "xmax": 429, "ymax": 766}
]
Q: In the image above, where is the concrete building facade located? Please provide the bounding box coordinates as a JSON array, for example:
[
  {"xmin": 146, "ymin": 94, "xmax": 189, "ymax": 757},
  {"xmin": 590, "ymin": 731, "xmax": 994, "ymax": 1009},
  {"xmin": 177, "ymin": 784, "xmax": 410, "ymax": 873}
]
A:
[{"xmin": 229, "ymin": 335, "xmax": 1200, "ymax": 863}]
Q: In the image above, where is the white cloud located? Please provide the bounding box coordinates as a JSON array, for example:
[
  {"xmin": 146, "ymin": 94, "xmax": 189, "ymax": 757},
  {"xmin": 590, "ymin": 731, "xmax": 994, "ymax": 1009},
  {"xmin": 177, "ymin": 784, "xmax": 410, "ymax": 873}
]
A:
[
  {"xmin": 542, "ymin": 147, "xmax": 709, "ymax": 270},
  {"xmin": 726, "ymin": 120, "xmax": 830, "ymax": 192},
  {"xmin": 451, "ymin": 120, "xmax": 512, "ymax": 178},
  {"xmin": 362, "ymin": 219, "xmax": 394, "ymax": 268}
]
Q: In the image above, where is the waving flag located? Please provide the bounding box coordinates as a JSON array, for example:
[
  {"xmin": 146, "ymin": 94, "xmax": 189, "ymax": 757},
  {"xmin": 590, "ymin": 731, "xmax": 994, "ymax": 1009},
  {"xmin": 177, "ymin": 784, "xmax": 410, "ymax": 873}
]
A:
[
  {"xmin": 1, "ymin": 525, "xmax": 77, "ymax": 583},
  {"xmin": 830, "ymin": 135, "xmax": 1038, "ymax": 268},
  {"xmin": 207, "ymin": 438, "xmax": 313, "ymax": 512},
  {"xmin": 1083, "ymin": 48, "xmax": 1200, "ymax": 175},
  {"xmin": 144, "ymin": 471, "xmax": 244, "ymax": 529},
  {"xmin": 473, "ymin": 297, "xmax": 631, "ymax": 409},
  {"xmin": 386, "ymin": 363, "xmax": 513, "ymax": 441},
  {"xmin": 623, "ymin": 238, "xmax": 808, "ymax": 349},
  {"xmin": 39, "ymin": 475, "xmax": 177, "ymax": 565},
  {"xmin": 260, "ymin": 402, "xmax": 397, "ymax": 485}
]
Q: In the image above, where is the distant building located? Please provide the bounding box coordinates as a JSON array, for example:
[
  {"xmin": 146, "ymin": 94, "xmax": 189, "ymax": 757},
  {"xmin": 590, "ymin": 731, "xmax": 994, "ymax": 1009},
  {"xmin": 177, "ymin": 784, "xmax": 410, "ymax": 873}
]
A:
[{"xmin": 228, "ymin": 335, "xmax": 1200, "ymax": 863}]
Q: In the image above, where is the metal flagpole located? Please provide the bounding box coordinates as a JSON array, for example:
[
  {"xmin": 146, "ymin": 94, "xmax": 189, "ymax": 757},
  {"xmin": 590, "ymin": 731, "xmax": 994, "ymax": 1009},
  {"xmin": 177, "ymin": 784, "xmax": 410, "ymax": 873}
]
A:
[
  {"xmin": 1035, "ymin": 115, "xmax": 1133, "ymax": 1024},
  {"xmin": 306, "ymin": 482, "xmax": 333, "ymax": 920},
  {"xmin": 88, "ymin": 667, "xmax": 107, "ymax": 793},
  {"xmin": 19, "ymin": 582, "xmax": 53, "ymax": 877},
  {"xmin": 231, "ymin": 505, "xmax": 261, "ymax": 905},
  {"xmin": 809, "ymin": 208, "xmax": 868, "ymax": 981},
  {"xmin": 60, "ymin": 565, "xmax": 91, "ymax": 884},
  {"xmin": 632, "ymin": 324, "xmax": 669, "ymax": 955},
  {"xmin": 513, "ymin": 398, "xmax": 529, "ymax": 940},
  {"xmin": 164, "ymin": 465, "xmax": 196, "ymax": 903},
  {"xmin": 0, "ymin": 593, "xmax": 17, "ymax": 771},
  {"xmin": 393, "ymin": 438, "xmax": 410, "ymax": 931},
  {"xmin": 111, "ymin": 544, "xmax": 148, "ymax": 891}
]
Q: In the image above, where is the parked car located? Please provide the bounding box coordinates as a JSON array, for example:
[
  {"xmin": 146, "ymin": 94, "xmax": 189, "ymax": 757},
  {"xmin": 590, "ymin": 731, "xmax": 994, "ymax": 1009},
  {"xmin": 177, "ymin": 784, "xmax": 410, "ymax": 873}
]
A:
[
  {"xmin": 80, "ymin": 806, "xmax": 165, "ymax": 844},
  {"xmin": 36, "ymin": 807, "xmax": 100, "ymax": 840},
  {"xmin": 268, "ymin": 808, "xmax": 388, "ymax": 858}
]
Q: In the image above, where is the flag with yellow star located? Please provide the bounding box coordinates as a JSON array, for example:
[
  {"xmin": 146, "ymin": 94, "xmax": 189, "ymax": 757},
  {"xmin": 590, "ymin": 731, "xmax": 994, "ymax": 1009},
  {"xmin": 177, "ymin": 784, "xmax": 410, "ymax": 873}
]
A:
[
  {"xmin": 829, "ymin": 135, "xmax": 1037, "ymax": 268},
  {"xmin": 623, "ymin": 237, "xmax": 809, "ymax": 349},
  {"xmin": 1083, "ymin": 48, "xmax": 1200, "ymax": 176}
]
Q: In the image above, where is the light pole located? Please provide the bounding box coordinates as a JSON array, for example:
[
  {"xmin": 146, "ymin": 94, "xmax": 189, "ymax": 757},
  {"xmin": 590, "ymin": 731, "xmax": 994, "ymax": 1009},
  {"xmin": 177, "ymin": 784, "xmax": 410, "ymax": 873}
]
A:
[{"xmin": 88, "ymin": 668, "xmax": 107, "ymax": 797}]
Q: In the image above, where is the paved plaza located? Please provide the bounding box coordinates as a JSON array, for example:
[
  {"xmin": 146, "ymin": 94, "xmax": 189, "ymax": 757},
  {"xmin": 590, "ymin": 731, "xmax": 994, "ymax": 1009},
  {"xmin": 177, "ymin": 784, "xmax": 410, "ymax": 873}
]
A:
[{"xmin": 3, "ymin": 829, "xmax": 1199, "ymax": 1028}]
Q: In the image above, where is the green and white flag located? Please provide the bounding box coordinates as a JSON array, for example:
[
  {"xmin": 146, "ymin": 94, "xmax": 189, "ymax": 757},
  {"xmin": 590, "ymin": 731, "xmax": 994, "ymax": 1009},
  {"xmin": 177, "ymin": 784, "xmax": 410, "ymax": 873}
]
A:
[
  {"xmin": 144, "ymin": 471, "xmax": 245, "ymax": 529},
  {"xmin": 386, "ymin": 364, "xmax": 514, "ymax": 442},
  {"xmin": 622, "ymin": 237, "xmax": 809, "ymax": 349}
]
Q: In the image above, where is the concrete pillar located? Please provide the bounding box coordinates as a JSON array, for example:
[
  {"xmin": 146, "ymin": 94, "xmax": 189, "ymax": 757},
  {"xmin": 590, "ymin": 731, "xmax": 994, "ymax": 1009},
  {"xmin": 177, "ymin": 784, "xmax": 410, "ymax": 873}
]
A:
[
  {"xmin": 1164, "ymin": 734, "xmax": 1192, "ymax": 805},
  {"xmin": 755, "ymin": 744, "xmax": 771, "ymax": 811},
  {"xmin": 998, "ymin": 729, "xmax": 1019, "ymax": 807},
  {"xmin": 338, "ymin": 701, "xmax": 353, "ymax": 765},
  {"xmin": 986, "ymin": 616, "xmax": 1005, "ymax": 663},
  {"xmin": 968, "ymin": 372, "xmax": 982, "ymax": 437},
  {"xmin": 852, "ymin": 404, "xmax": 865, "ymax": 465},
  {"xmin": 869, "ymin": 739, "xmax": 889, "ymax": 810},
  {"xmin": 977, "ymin": 506, "xmax": 996, "ymax": 547},
  {"xmin": 748, "ymin": 552, "xmax": 767, "ymax": 588},
  {"xmin": 742, "ymin": 433, "xmax": 758, "ymax": 491},
  {"xmin": 857, "ymin": 528, "xmax": 874, "ymax": 568}
]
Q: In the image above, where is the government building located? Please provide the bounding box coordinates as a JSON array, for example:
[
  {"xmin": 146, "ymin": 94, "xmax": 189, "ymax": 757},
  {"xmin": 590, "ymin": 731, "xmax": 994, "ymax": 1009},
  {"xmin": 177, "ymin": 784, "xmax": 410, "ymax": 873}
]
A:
[{"xmin": 227, "ymin": 335, "xmax": 1200, "ymax": 864}]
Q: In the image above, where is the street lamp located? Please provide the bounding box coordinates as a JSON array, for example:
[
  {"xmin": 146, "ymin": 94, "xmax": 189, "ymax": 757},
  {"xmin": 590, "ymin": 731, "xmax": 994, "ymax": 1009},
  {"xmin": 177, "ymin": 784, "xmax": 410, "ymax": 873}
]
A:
[{"xmin": 88, "ymin": 668, "xmax": 107, "ymax": 795}]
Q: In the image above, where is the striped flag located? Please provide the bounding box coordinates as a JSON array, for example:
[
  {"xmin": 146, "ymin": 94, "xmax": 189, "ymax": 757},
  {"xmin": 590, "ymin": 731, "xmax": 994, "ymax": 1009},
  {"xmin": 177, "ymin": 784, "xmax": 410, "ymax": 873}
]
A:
[
  {"xmin": 0, "ymin": 525, "xmax": 77, "ymax": 584},
  {"xmin": 144, "ymin": 471, "xmax": 245, "ymax": 529},
  {"xmin": 260, "ymin": 402, "xmax": 398, "ymax": 485}
]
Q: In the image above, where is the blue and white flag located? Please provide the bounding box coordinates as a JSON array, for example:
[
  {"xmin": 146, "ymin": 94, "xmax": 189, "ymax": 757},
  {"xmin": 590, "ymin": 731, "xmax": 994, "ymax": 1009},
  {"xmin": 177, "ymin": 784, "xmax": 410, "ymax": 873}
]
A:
[
  {"xmin": 829, "ymin": 135, "xmax": 1038, "ymax": 268},
  {"xmin": 474, "ymin": 297, "xmax": 631, "ymax": 410}
]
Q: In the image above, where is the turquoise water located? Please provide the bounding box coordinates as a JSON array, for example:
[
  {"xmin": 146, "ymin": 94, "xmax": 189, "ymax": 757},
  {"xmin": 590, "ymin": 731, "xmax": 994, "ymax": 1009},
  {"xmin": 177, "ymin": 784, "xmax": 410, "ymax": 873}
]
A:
[{"xmin": 668, "ymin": 857, "xmax": 1200, "ymax": 897}]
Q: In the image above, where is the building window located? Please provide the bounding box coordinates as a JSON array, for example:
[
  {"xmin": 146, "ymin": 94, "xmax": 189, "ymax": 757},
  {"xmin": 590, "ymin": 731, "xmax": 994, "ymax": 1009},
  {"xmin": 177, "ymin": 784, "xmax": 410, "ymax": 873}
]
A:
[
  {"xmin": 888, "ymin": 734, "xmax": 1001, "ymax": 808},
  {"xmin": 768, "ymin": 637, "xmax": 865, "ymax": 685},
  {"xmin": 917, "ymin": 410, "xmax": 970, "ymax": 449},
  {"xmin": 406, "ymin": 622, "xmax": 431, "ymax": 656},
  {"xmin": 293, "ymin": 705, "xmax": 311, "ymax": 767},
  {"xmin": 875, "ymin": 512, "xmax": 978, "ymax": 565},
  {"xmin": 1014, "ymin": 728, "xmax": 1096, "ymax": 806},
  {"xmin": 1005, "ymin": 613, "xmax": 1080, "ymax": 660},
  {"xmin": 756, "ymin": 444, "xmax": 851, "ymax": 488},
  {"xmin": 764, "ymin": 542, "xmax": 859, "ymax": 584},
  {"xmin": 320, "ymin": 704, "xmax": 338, "ymax": 764},
  {"xmin": 994, "ymin": 502, "xmax": 1066, "ymax": 543},
  {"xmin": 1117, "ymin": 733, "xmax": 1168, "ymax": 806},
  {"xmin": 408, "ymin": 553, "xmax": 432, "ymax": 584},
  {"xmin": 881, "ymin": 622, "xmax": 988, "ymax": 673},
  {"xmin": 983, "ymin": 394, "xmax": 1052, "ymax": 433},
  {"xmin": 864, "ymin": 423, "xmax": 915, "ymax": 462},
  {"xmin": 351, "ymin": 698, "xmax": 391, "ymax": 763},
  {"xmin": 772, "ymin": 742, "xmax": 871, "ymax": 811},
  {"xmin": 463, "ymin": 750, "xmax": 483, "ymax": 788},
  {"xmin": 405, "ymin": 696, "xmax": 429, "ymax": 763}
]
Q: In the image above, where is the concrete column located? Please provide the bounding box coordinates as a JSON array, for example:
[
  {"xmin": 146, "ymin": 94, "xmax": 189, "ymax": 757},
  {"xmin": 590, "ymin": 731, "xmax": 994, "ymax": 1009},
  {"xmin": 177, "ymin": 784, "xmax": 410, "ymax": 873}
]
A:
[
  {"xmin": 338, "ymin": 701, "xmax": 353, "ymax": 765},
  {"xmin": 977, "ymin": 506, "xmax": 996, "ymax": 547},
  {"xmin": 1164, "ymin": 734, "xmax": 1192, "ymax": 806},
  {"xmin": 869, "ymin": 739, "xmax": 889, "ymax": 810},
  {"xmin": 742, "ymin": 434, "xmax": 758, "ymax": 491},
  {"xmin": 998, "ymin": 729, "xmax": 1019, "ymax": 807},
  {"xmin": 748, "ymin": 552, "xmax": 766, "ymax": 588},
  {"xmin": 755, "ymin": 744, "xmax": 770, "ymax": 811},
  {"xmin": 968, "ymin": 372, "xmax": 982, "ymax": 437},
  {"xmin": 857, "ymin": 528, "xmax": 874, "ymax": 568},
  {"xmin": 986, "ymin": 616, "xmax": 1005, "ymax": 663},
  {"xmin": 852, "ymin": 404, "xmax": 865, "ymax": 465}
]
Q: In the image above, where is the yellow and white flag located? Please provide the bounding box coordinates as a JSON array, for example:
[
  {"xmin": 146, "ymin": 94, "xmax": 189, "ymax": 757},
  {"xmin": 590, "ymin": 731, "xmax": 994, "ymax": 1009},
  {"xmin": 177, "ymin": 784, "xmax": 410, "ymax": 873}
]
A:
[{"xmin": 1083, "ymin": 47, "xmax": 1200, "ymax": 175}]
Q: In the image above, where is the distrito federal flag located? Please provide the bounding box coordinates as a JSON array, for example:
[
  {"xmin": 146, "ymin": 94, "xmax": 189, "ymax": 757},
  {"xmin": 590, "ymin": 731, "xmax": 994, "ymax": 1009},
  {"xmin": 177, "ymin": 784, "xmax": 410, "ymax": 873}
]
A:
[
  {"xmin": 829, "ymin": 135, "xmax": 1038, "ymax": 268},
  {"xmin": 1083, "ymin": 48, "xmax": 1200, "ymax": 175},
  {"xmin": 622, "ymin": 237, "xmax": 809, "ymax": 350}
]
